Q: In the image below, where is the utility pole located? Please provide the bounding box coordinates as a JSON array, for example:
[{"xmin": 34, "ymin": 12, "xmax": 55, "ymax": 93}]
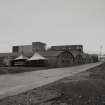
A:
[{"xmin": 99, "ymin": 45, "xmax": 103, "ymax": 61}]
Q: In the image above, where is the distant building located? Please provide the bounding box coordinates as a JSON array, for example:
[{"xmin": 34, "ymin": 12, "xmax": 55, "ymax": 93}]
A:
[
  {"xmin": 0, "ymin": 42, "xmax": 98, "ymax": 67},
  {"xmin": 49, "ymin": 45, "xmax": 83, "ymax": 52},
  {"xmin": 11, "ymin": 43, "xmax": 84, "ymax": 67},
  {"xmin": 32, "ymin": 42, "xmax": 46, "ymax": 52},
  {"xmin": 98, "ymin": 55, "xmax": 105, "ymax": 62},
  {"xmin": 12, "ymin": 45, "xmax": 33, "ymax": 53},
  {"xmin": 48, "ymin": 45, "xmax": 84, "ymax": 65},
  {"xmin": 38, "ymin": 50, "xmax": 75, "ymax": 67}
]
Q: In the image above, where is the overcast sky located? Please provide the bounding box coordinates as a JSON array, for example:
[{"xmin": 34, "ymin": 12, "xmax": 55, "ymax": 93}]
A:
[{"xmin": 0, "ymin": 0, "xmax": 105, "ymax": 54}]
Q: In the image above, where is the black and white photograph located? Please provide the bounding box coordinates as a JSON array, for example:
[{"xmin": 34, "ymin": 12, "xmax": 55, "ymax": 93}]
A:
[{"xmin": 0, "ymin": 0, "xmax": 105, "ymax": 105}]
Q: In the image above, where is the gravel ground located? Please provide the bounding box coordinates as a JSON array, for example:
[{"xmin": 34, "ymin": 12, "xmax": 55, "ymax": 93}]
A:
[{"xmin": 0, "ymin": 62, "xmax": 104, "ymax": 105}]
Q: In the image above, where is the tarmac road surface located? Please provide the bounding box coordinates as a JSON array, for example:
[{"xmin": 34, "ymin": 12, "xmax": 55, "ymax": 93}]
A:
[{"xmin": 0, "ymin": 62, "xmax": 102, "ymax": 99}]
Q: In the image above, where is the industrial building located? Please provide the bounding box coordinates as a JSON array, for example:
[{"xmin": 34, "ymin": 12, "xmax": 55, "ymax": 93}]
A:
[{"xmin": 0, "ymin": 42, "xmax": 98, "ymax": 67}]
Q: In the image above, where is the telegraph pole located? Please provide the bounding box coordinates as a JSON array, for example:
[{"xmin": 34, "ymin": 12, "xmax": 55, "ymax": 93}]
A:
[{"xmin": 99, "ymin": 45, "xmax": 103, "ymax": 61}]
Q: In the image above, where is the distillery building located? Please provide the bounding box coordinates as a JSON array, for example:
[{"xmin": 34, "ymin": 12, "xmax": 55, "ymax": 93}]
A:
[
  {"xmin": 11, "ymin": 42, "xmax": 83, "ymax": 67},
  {"xmin": 0, "ymin": 42, "xmax": 98, "ymax": 67}
]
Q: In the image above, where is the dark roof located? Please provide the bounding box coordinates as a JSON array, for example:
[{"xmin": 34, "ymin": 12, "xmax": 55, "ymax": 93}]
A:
[
  {"xmin": 51, "ymin": 45, "xmax": 83, "ymax": 47},
  {"xmin": 32, "ymin": 42, "xmax": 46, "ymax": 45}
]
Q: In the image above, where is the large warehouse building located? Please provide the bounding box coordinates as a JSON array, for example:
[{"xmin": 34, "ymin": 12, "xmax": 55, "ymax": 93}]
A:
[{"xmin": 0, "ymin": 42, "xmax": 98, "ymax": 67}]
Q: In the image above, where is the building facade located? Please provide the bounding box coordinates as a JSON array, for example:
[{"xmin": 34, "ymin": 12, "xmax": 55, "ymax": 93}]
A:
[
  {"xmin": 1, "ymin": 42, "xmax": 98, "ymax": 67},
  {"xmin": 32, "ymin": 42, "xmax": 46, "ymax": 52},
  {"xmin": 12, "ymin": 45, "xmax": 33, "ymax": 54},
  {"xmin": 49, "ymin": 45, "xmax": 83, "ymax": 52}
]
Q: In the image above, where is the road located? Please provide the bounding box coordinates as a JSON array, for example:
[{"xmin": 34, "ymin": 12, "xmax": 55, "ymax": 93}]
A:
[{"xmin": 0, "ymin": 62, "xmax": 102, "ymax": 99}]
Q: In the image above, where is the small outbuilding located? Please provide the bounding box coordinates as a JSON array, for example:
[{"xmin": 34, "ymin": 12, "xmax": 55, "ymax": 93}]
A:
[
  {"xmin": 27, "ymin": 52, "xmax": 47, "ymax": 66},
  {"xmin": 13, "ymin": 53, "xmax": 28, "ymax": 66}
]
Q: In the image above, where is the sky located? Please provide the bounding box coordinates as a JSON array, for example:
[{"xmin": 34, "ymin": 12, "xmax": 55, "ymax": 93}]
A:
[{"xmin": 0, "ymin": 0, "xmax": 105, "ymax": 54}]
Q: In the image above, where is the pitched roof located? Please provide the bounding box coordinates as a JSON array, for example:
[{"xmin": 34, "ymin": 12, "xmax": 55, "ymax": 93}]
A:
[
  {"xmin": 15, "ymin": 53, "xmax": 28, "ymax": 60},
  {"xmin": 28, "ymin": 52, "xmax": 46, "ymax": 61}
]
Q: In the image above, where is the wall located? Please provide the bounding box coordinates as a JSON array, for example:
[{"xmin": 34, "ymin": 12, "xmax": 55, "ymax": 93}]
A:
[
  {"xmin": 50, "ymin": 45, "xmax": 83, "ymax": 52},
  {"xmin": 12, "ymin": 45, "xmax": 33, "ymax": 53},
  {"xmin": 32, "ymin": 42, "xmax": 46, "ymax": 52}
]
